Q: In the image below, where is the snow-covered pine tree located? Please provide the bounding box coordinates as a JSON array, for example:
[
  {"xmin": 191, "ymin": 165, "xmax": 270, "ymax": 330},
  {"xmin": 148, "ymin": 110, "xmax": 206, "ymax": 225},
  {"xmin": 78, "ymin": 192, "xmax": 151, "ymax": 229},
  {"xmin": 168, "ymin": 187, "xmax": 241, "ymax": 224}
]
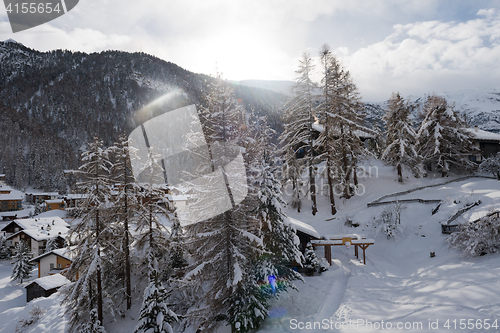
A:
[
  {"xmin": 316, "ymin": 46, "xmax": 369, "ymax": 199},
  {"xmin": 318, "ymin": 45, "xmax": 340, "ymax": 213},
  {"xmin": 63, "ymin": 136, "xmax": 114, "ymax": 331},
  {"xmin": 479, "ymin": 153, "xmax": 500, "ymax": 180},
  {"xmin": 135, "ymin": 264, "xmax": 178, "ymax": 333},
  {"xmin": 169, "ymin": 214, "xmax": 187, "ymax": 272},
  {"xmin": 135, "ymin": 149, "xmax": 172, "ymax": 276},
  {"xmin": 225, "ymin": 275, "xmax": 268, "ymax": 333},
  {"xmin": 45, "ymin": 236, "xmax": 60, "ymax": 252},
  {"xmin": 416, "ymin": 95, "xmax": 477, "ymax": 177},
  {"xmin": 280, "ymin": 52, "xmax": 318, "ymax": 215},
  {"xmin": 382, "ymin": 92, "xmax": 419, "ymax": 183},
  {"xmin": 256, "ymin": 149, "xmax": 303, "ymax": 291},
  {"xmin": 108, "ymin": 134, "xmax": 138, "ymax": 310},
  {"xmin": 0, "ymin": 235, "xmax": 10, "ymax": 259},
  {"xmin": 183, "ymin": 74, "xmax": 263, "ymax": 332},
  {"xmin": 81, "ymin": 309, "xmax": 107, "ymax": 333},
  {"xmin": 448, "ymin": 213, "xmax": 500, "ymax": 256},
  {"xmin": 11, "ymin": 240, "xmax": 33, "ymax": 283},
  {"xmin": 281, "ymin": 146, "xmax": 303, "ymax": 213},
  {"xmin": 303, "ymin": 242, "xmax": 320, "ymax": 275}
]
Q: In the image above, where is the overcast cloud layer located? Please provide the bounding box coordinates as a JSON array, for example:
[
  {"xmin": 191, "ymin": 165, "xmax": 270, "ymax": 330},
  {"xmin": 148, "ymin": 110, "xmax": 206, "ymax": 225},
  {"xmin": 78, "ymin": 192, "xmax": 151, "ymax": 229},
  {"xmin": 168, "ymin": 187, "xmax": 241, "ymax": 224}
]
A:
[{"xmin": 1, "ymin": 0, "xmax": 499, "ymax": 101}]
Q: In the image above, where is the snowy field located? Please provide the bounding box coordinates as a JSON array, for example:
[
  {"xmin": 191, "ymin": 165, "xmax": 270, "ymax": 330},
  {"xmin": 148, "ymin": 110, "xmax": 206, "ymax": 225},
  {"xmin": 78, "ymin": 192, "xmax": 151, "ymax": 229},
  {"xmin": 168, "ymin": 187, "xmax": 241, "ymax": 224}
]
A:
[
  {"xmin": 259, "ymin": 160, "xmax": 500, "ymax": 332},
  {"xmin": 1, "ymin": 160, "xmax": 500, "ymax": 332}
]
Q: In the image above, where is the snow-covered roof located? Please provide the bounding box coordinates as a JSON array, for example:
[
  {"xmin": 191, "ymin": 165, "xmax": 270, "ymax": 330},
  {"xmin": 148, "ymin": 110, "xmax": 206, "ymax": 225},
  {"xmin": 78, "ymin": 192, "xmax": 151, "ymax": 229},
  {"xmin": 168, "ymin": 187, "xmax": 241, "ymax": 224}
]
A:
[
  {"xmin": 25, "ymin": 274, "xmax": 71, "ymax": 290},
  {"xmin": 172, "ymin": 195, "xmax": 189, "ymax": 201},
  {"xmin": 466, "ymin": 128, "xmax": 500, "ymax": 141},
  {"xmin": 285, "ymin": 217, "xmax": 321, "ymax": 239},
  {"xmin": 45, "ymin": 199, "xmax": 64, "ymax": 204},
  {"xmin": 63, "ymin": 194, "xmax": 86, "ymax": 199},
  {"xmin": 312, "ymin": 123, "xmax": 376, "ymax": 139},
  {"xmin": 31, "ymin": 247, "xmax": 75, "ymax": 263},
  {"xmin": 3, "ymin": 217, "xmax": 69, "ymax": 231},
  {"xmin": 25, "ymin": 192, "xmax": 59, "ymax": 196},
  {"xmin": 8, "ymin": 227, "xmax": 67, "ymax": 242},
  {"xmin": 0, "ymin": 193, "xmax": 22, "ymax": 201}
]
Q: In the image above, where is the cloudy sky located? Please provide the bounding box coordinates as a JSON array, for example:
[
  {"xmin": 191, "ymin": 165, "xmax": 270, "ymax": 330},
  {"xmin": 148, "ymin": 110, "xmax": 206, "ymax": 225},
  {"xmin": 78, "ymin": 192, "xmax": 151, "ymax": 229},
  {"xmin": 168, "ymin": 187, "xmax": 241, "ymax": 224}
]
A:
[{"xmin": 1, "ymin": 0, "xmax": 499, "ymax": 101}]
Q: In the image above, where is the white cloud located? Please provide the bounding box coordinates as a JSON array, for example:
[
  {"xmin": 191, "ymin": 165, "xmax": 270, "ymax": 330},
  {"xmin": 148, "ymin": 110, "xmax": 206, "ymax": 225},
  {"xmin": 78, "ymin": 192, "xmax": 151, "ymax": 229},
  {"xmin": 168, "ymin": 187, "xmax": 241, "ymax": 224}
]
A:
[{"xmin": 336, "ymin": 8, "xmax": 500, "ymax": 101}]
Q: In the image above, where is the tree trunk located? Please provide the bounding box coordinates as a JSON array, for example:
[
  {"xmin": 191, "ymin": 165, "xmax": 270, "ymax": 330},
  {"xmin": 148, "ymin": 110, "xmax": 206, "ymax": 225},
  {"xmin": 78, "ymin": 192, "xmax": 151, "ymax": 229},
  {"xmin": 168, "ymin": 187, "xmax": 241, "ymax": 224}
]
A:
[
  {"xmin": 353, "ymin": 166, "xmax": 358, "ymax": 186},
  {"xmin": 96, "ymin": 190, "xmax": 103, "ymax": 323},
  {"xmin": 124, "ymin": 162, "xmax": 131, "ymax": 309},
  {"xmin": 327, "ymin": 164, "xmax": 337, "ymax": 215},
  {"xmin": 397, "ymin": 163, "xmax": 403, "ymax": 183}
]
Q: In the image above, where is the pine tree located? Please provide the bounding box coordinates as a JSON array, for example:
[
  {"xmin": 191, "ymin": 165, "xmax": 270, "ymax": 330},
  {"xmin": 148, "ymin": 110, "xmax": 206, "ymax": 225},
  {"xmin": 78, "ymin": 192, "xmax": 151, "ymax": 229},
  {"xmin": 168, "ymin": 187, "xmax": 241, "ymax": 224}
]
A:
[
  {"xmin": 479, "ymin": 153, "xmax": 500, "ymax": 180},
  {"xmin": 382, "ymin": 92, "xmax": 419, "ymax": 182},
  {"xmin": 11, "ymin": 240, "xmax": 33, "ymax": 283},
  {"xmin": 45, "ymin": 236, "xmax": 60, "ymax": 252},
  {"xmin": 108, "ymin": 134, "xmax": 138, "ymax": 310},
  {"xmin": 303, "ymin": 242, "xmax": 320, "ymax": 275},
  {"xmin": 135, "ymin": 266, "xmax": 178, "ymax": 333},
  {"xmin": 416, "ymin": 95, "xmax": 477, "ymax": 176},
  {"xmin": 0, "ymin": 236, "xmax": 10, "ymax": 259},
  {"xmin": 63, "ymin": 136, "xmax": 114, "ymax": 331},
  {"xmin": 280, "ymin": 52, "xmax": 318, "ymax": 215},
  {"xmin": 183, "ymin": 74, "xmax": 262, "ymax": 332},
  {"xmin": 169, "ymin": 215, "xmax": 187, "ymax": 271},
  {"xmin": 135, "ymin": 149, "xmax": 172, "ymax": 276},
  {"xmin": 225, "ymin": 277, "xmax": 268, "ymax": 333},
  {"xmin": 257, "ymin": 150, "xmax": 303, "ymax": 290},
  {"xmin": 81, "ymin": 309, "xmax": 107, "ymax": 333},
  {"xmin": 316, "ymin": 46, "xmax": 369, "ymax": 199}
]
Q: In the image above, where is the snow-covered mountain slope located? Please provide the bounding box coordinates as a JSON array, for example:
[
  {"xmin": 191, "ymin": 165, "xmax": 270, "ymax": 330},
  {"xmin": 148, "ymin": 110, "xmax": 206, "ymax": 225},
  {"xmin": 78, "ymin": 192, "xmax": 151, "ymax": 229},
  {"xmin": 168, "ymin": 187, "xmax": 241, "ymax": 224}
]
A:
[
  {"xmin": 366, "ymin": 87, "xmax": 500, "ymax": 132},
  {"xmin": 235, "ymin": 79, "xmax": 294, "ymax": 96}
]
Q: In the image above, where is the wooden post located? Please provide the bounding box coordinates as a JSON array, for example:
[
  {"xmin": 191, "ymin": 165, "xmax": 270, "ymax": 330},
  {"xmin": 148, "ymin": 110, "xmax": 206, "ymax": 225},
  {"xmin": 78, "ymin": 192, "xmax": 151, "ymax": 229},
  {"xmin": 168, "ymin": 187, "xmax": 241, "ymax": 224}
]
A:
[
  {"xmin": 355, "ymin": 245, "xmax": 358, "ymax": 258},
  {"xmin": 325, "ymin": 245, "xmax": 331, "ymax": 265}
]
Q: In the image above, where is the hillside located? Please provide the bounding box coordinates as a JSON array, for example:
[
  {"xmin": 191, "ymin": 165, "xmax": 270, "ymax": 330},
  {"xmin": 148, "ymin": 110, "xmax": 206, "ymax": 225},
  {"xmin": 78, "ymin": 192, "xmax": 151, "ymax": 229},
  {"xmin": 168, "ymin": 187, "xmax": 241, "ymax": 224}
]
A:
[{"xmin": 0, "ymin": 41, "xmax": 286, "ymax": 190}]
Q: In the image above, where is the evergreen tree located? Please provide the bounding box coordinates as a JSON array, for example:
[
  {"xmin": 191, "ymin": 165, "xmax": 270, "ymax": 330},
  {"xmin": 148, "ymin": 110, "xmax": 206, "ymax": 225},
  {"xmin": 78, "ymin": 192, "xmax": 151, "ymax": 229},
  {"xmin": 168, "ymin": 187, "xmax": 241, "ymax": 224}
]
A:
[
  {"xmin": 63, "ymin": 136, "xmax": 114, "ymax": 331},
  {"xmin": 225, "ymin": 277, "xmax": 268, "ymax": 333},
  {"xmin": 416, "ymin": 95, "xmax": 477, "ymax": 176},
  {"xmin": 169, "ymin": 215, "xmax": 187, "ymax": 271},
  {"xmin": 257, "ymin": 150, "xmax": 303, "ymax": 290},
  {"xmin": 280, "ymin": 52, "xmax": 318, "ymax": 215},
  {"xmin": 135, "ymin": 149, "xmax": 172, "ymax": 276},
  {"xmin": 81, "ymin": 309, "xmax": 107, "ymax": 333},
  {"xmin": 382, "ymin": 92, "xmax": 419, "ymax": 182},
  {"xmin": 303, "ymin": 242, "xmax": 320, "ymax": 275},
  {"xmin": 135, "ymin": 266, "xmax": 178, "ymax": 333},
  {"xmin": 45, "ymin": 236, "xmax": 60, "ymax": 252},
  {"xmin": 109, "ymin": 134, "xmax": 138, "ymax": 310},
  {"xmin": 479, "ymin": 153, "xmax": 500, "ymax": 180},
  {"xmin": 11, "ymin": 240, "xmax": 33, "ymax": 283},
  {"xmin": 183, "ymin": 74, "xmax": 262, "ymax": 332},
  {"xmin": 316, "ymin": 46, "xmax": 369, "ymax": 199},
  {"xmin": 0, "ymin": 236, "xmax": 10, "ymax": 259}
]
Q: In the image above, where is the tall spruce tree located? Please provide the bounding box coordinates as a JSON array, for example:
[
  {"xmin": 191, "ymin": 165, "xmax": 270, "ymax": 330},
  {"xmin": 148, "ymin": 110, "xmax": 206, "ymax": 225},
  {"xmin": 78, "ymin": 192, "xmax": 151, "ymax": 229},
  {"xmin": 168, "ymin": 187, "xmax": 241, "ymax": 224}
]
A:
[
  {"xmin": 63, "ymin": 136, "xmax": 114, "ymax": 331},
  {"xmin": 280, "ymin": 52, "xmax": 318, "ymax": 215},
  {"xmin": 183, "ymin": 74, "xmax": 262, "ymax": 332},
  {"xmin": 11, "ymin": 240, "xmax": 33, "ymax": 283},
  {"xmin": 416, "ymin": 95, "xmax": 476, "ymax": 176},
  {"xmin": 382, "ymin": 92, "xmax": 419, "ymax": 183},
  {"xmin": 108, "ymin": 134, "xmax": 137, "ymax": 310},
  {"xmin": 315, "ymin": 46, "xmax": 369, "ymax": 199}
]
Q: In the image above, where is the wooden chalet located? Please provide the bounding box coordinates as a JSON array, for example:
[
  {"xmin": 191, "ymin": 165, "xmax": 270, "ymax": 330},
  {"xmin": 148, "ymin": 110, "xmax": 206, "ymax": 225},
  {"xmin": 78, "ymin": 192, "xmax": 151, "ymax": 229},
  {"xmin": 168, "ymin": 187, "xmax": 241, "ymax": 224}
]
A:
[
  {"xmin": 25, "ymin": 274, "xmax": 70, "ymax": 303},
  {"xmin": 0, "ymin": 185, "xmax": 22, "ymax": 212},
  {"xmin": 467, "ymin": 127, "xmax": 500, "ymax": 162},
  {"xmin": 25, "ymin": 192, "xmax": 59, "ymax": 204},
  {"xmin": 30, "ymin": 247, "xmax": 74, "ymax": 278},
  {"xmin": 45, "ymin": 199, "xmax": 66, "ymax": 211}
]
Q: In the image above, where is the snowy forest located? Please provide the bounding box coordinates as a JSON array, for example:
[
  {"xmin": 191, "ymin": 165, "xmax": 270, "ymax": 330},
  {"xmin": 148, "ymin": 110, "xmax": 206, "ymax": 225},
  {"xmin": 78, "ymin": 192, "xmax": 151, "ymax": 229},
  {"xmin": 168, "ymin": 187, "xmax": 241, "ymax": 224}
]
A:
[{"xmin": 2, "ymin": 40, "xmax": 500, "ymax": 333}]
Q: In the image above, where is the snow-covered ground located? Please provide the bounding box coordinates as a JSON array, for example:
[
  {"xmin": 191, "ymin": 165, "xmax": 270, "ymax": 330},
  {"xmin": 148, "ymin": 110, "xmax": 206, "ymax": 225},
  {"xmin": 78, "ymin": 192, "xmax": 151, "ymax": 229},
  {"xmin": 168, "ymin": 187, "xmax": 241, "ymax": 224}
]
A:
[
  {"xmin": 1, "ymin": 160, "xmax": 500, "ymax": 332},
  {"xmin": 258, "ymin": 160, "xmax": 500, "ymax": 332}
]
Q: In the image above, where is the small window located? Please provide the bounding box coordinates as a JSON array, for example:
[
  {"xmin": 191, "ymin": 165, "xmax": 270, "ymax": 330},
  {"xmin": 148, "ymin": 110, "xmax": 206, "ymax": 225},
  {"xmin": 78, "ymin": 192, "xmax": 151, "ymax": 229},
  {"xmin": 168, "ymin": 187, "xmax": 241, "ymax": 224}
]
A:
[{"xmin": 50, "ymin": 263, "xmax": 54, "ymax": 271}]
